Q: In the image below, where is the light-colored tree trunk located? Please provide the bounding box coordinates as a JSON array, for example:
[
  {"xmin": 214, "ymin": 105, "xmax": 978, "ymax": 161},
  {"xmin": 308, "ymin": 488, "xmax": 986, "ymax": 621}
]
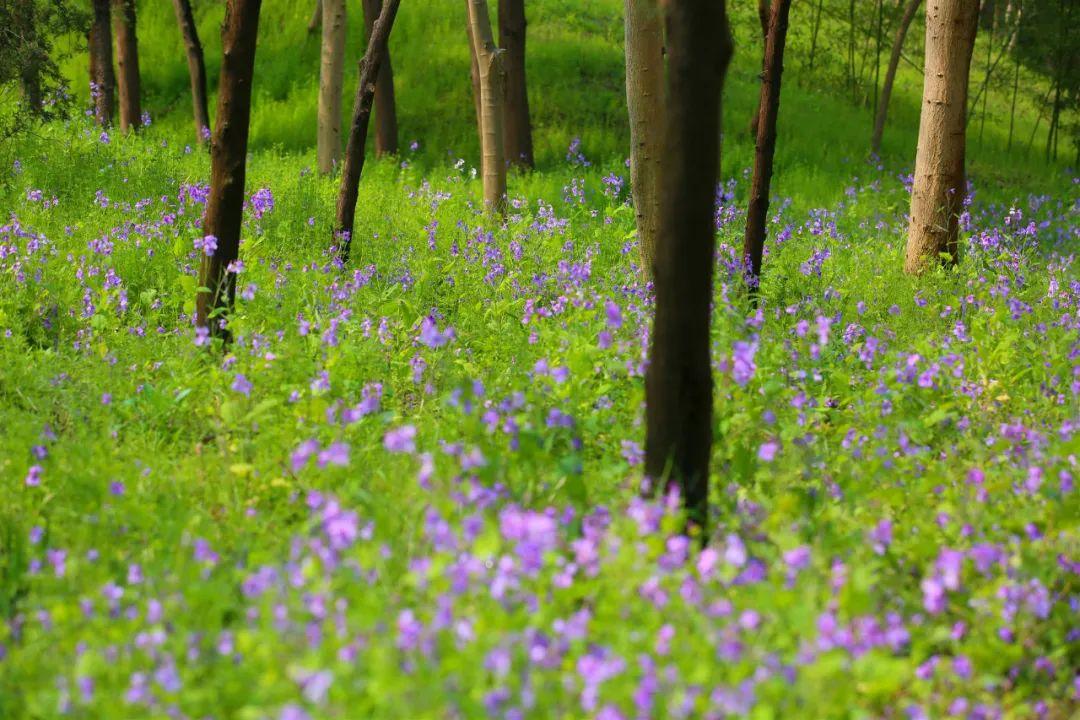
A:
[
  {"xmin": 872, "ymin": 0, "xmax": 922, "ymax": 154},
  {"xmin": 112, "ymin": 0, "xmax": 141, "ymax": 132},
  {"xmin": 466, "ymin": 0, "xmax": 506, "ymax": 213},
  {"xmin": 904, "ymin": 0, "xmax": 979, "ymax": 274},
  {"xmin": 624, "ymin": 0, "xmax": 665, "ymax": 280},
  {"xmin": 317, "ymin": 0, "xmax": 347, "ymax": 174}
]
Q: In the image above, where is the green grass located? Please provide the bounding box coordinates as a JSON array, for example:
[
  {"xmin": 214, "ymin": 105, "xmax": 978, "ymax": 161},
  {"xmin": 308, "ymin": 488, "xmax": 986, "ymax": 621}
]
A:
[{"xmin": 0, "ymin": 1, "xmax": 1077, "ymax": 718}]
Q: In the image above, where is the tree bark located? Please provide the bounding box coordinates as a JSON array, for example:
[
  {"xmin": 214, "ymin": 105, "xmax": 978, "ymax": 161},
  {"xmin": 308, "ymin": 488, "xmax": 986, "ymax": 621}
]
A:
[
  {"xmin": 318, "ymin": 0, "xmax": 347, "ymax": 174},
  {"xmin": 807, "ymin": 0, "xmax": 824, "ymax": 75},
  {"xmin": 195, "ymin": 0, "xmax": 263, "ymax": 339},
  {"xmin": 742, "ymin": 0, "xmax": 792, "ymax": 288},
  {"xmin": 335, "ymin": 0, "xmax": 403, "ymax": 261},
  {"xmin": 749, "ymin": 0, "xmax": 769, "ymax": 137},
  {"xmin": 625, "ymin": 0, "xmax": 665, "ymax": 280},
  {"xmin": 872, "ymin": 0, "xmax": 922, "ymax": 154},
  {"xmin": 499, "ymin": 0, "xmax": 534, "ymax": 169},
  {"xmin": 466, "ymin": 20, "xmax": 483, "ymax": 156},
  {"xmin": 88, "ymin": 0, "xmax": 115, "ymax": 127},
  {"xmin": 362, "ymin": 0, "xmax": 400, "ymax": 157},
  {"xmin": 904, "ymin": 0, "xmax": 979, "ymax": 275},
  {"xmin": 172, "ymin": 0, "xmax": 211, "ymax": 143},
  {"xmin": 112, "ymin": 0, "xmax": 141, "ymax": 132},
  {"xmin": 466, "ymin": 0, "xmax": 507, "ymax": 214},
  {"xmin": 645, "ymin": 0, "xmax": 733, "ymax": 530},
  {"xmin": 308, "ymin": 0, "xmax": 322, "ymax": 34}
]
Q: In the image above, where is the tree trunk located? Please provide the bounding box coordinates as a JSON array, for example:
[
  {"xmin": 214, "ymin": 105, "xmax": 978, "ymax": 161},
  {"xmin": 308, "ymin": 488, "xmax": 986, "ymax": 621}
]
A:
[
  {"xmin": 172, "ymin": 0, "xmax": 211, "ymax": 143},
  {"xmin": 112, "ymin": 0, "xmax": 141, "ymax": 132},
  {"xmin": 308, "ymin": 0, "xmax": 322, "ymax": 34},
  {"xmin": 14, "ymin": 2, "xmax": 44, "ymax": 113},
  {"xmin": 625, "ymin": 0, "xmax": 665, "ymax": 280},
  {"xmin": 466, "ymin": 0, "xmax": 507, "ymax": 213},
  {"xmin": 195, "ymin": 0, "xmax": 263, "ymax": 339},
  {"xmin": 466, "ymin": 21, "xmax": 483, "ymax": 154},
  {"xmin": 88, "ymin": 0, "xmax": 115, "ymax": 127},
  {"xmin": 742, "ymin": 0, "xmax": 792, "ymax": 288},
  {"xmin": 807, "ymin": 0, "xmax": 824, "ymax": 75},
  {"xmin": 872, "ymin": 0, "xmax": 922, "ymax": 154},
  {"xmin": 872, "ymin": 0, "xmax": 884, "ymax": 119},
  {"xmin": 318, "ymin": 0, "xmax": 347, "ymax": 174},
  {"xmin": 362, "ymin": 0, "xmax": 400, "ymax": 157},
  {"xmin": 335, "ymin": 0, "xmax": 403, "ymax": 261},
  {"xmin": 645, "ymin": 0, "xmax": 733, "ymax": 530},
  {"xmin": 749, "ymin": 0, "xmax": 769, "ymax": 137},
  {"xmin": 499, "ymin": 0, "xmax": 534, "ymax": 169},
  {"xmin": 904, "ymin": 0, "xmax": 979, "ymax": 275}
]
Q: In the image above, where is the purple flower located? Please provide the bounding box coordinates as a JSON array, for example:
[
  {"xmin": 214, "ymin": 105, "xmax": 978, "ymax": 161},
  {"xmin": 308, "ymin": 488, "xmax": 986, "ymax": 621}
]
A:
[
  {"xmin": 317, "ymin": 442, "xmax": 350, "ymax": 468},
  {"xmin": 604, "ymin": 299, "xmax": 622, "ymax": 329},
  {"xmin": 25, "ymin": 465, "xmax": 42, "ymax": 487},
  {"xmin": 724, "ymin": 533, "xmax": 747, "ymax": 568},
  {"xmin": 731, "ymin": 340, "xmax": 758, "ymax": 387},
  {"xmin": 291, "ymin": 439, "xmax": 320, "ymax": 472},
  {"xmin": 384, "ymin": 425, "xmax": 417, "ymax": 453},
  {"xmin": 231, "ymin": 374, "xmax": 252, "ymax": 396},
  {"xmin": 870, "ymin": 519, "xmax": 893, "ymax": 555},
  {"xmin": 418, "ymin": 316, "xmax": 454, "ymax": 348},
  {"xmin": 194, "ymin": 234, "xmax": 217, "ymax": 257},
  {"xmin": 758, "ymin": 439, "xmax": 779, "ymax": 462}
]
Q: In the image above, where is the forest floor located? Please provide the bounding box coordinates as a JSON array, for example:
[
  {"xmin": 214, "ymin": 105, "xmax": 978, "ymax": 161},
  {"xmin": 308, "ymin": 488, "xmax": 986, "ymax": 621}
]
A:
[{"xmin": 2, "ymin": 0, "xmax": 1078, "ymax": 717}]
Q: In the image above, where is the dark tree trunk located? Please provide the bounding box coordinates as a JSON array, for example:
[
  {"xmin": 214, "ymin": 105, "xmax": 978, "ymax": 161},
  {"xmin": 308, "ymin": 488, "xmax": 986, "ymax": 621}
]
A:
[
  {"xmin": 749, "ymin": 0, "xmax": 769, "ymax": 137},
  {"xmin": 88, "ymin": 0, "xmax": 115, "ymax": 127},
  {"xmin": 499, "ymin": 0, "xmax": 534, "ymax": 169},
  {"xmin": 194, "ymin": 0, "xmax": 263, "ymax": 339},
  {"xmin": 14, "ymin": 2, "xmax": 44, "ymax": 112},
  {"xmin": 872, "ymin": 0, "xmax": 922, "ymax": 154},
  {"xmin": 645, "ymin": 0, "xmax": 733, "ymax": 530},
  {"xmin": 172, "ymin": 0, "xmax": 211, "ymax": 143},
  {"xmin": 113, "ymin": 0, "xmax": 141, "ymax": 132},
  {"xmin": 872, "ymin": 0, "xmax": 884, "ymax": 120},
  {"xmin": 807, "ymin": 0, "xmax": 824, "ymax": 75},
  {"xmin": 742, "ymin": 0, "xmax": 792, "ymax": 288},
  {"xmin": 335, "ymin": 0, "xmax": 403, "ymax": 261},
  {"xmin": 309, "ymin": 0, "xmax": 323, "ymax": 34},
  {"xmin": 362, "ymin": 0, "xmax": 400, "ymax": 157}
]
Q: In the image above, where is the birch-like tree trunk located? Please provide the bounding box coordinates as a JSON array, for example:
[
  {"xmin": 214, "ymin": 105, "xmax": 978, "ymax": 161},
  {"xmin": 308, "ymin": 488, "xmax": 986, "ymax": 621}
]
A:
[
  {"xmin": 88, "ymin": 0, "xmax": 115, "ymax": 127},
  {"xmin": 362, "ymin": 0, "xmax": 400, "ymax": 156},
  {"xmin": 625, "ymin": 0, "xmax": 665, "ymax": 279},
  {"xmin": 172, "ymin": 0, "xmax": 211, "ymax": 143},
  {"xmin": 195, "ymin": 0, "xmax": 263, "ymax": 339},
  {"xmin": 904, "ymin": 0, "xmax": 979, "ymax": 274},
  {"xmin": 317, "ymin": 0, "xmax": 347, "ymax": 174},
  {"xmin": 645, "ymin": 0, "xmax": 734, "ymax": 529},
  {"xmin": 872, "ymin": 0, "xmax": 922, "ymax": 154},
  {"xmin": 466, "ymin": 0, "xmax": 507, "ymax": 213},
  {"xmin": 112, "ymin": 0, "xmax": 141, "ymax": 132}
]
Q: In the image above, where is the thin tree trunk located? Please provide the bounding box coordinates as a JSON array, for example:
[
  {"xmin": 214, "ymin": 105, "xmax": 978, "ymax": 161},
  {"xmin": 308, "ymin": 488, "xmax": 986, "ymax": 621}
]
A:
[
  {"xmin": 645, "ymin": 0, "xmax": 733, "ymax": 530},
  {"xmin": 362, "ymin": 0, "xmax": 400, "ymax": 157},
  {"xmin": 625, "ymin": 0, "xmax": 665, "ymax": 280},
  {"xmin": 872, "ymin": 0, "xmax": 884, "ymax": 118},
  {"xmin": 317, "ymin": 0, "xmax": 346, "ymax": 174},
  {"xmin": 807, "ymin": 0, "xmax": 824, "ymax": 76},
  {"xmin": 742, "ymin": 0, "xmax": 792, "ymax": 288},
  {"xmin": 88, "ymin": 0, "xmax": 115, "ymax": 127},
  {"xmin": 848, "ymin": 0, "xmax": 857, "ymax": 100},
  {"xmin": 308, "ymin": 0, "xmax": 322, "ymax": 34},
  {"xmin": 466, "ymin": 21, "xmax": 483, "ymax": 154},
  {"xmin": 335, "ymin": 0, "xmax": 403, "ymax": 261},
  {"xmin": 979, "ymin": 9, "xmax": 992, "ymax": 143},
  {"xmin": 172, "ymin": 0, "xmax": 211, "ymax": 143},
  {"xmin": 1046, "ymin": 77, "xmax": 1062, "ymax": 163},
  {"xmin": 194, "ymin": 0, "xmax": 263, "ymax": 339},
  {"xmin": 499, "ymin": 0, "xmax": 534, "ymax": 169},
  {"xmin": 1007, "ymin": 38, "xmax": 1019, "ymax": 149},
  {"xmin": 112, "ymin": 0, "xmax": 141, "ymax": 132},
  {"xmin": 872, "ymin": 0, "xmax": 922, "ymax": 154},
  {"xmin": 904, "ymin": 0, "xmax": 979, "ymax": 275},
  {"xmin": 749, "ymin": 0, "xmax": 769, "ymax": 137},
  {"xmin": 466, "ymin": 0, "xmax": 507, "ymax": 214}
]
